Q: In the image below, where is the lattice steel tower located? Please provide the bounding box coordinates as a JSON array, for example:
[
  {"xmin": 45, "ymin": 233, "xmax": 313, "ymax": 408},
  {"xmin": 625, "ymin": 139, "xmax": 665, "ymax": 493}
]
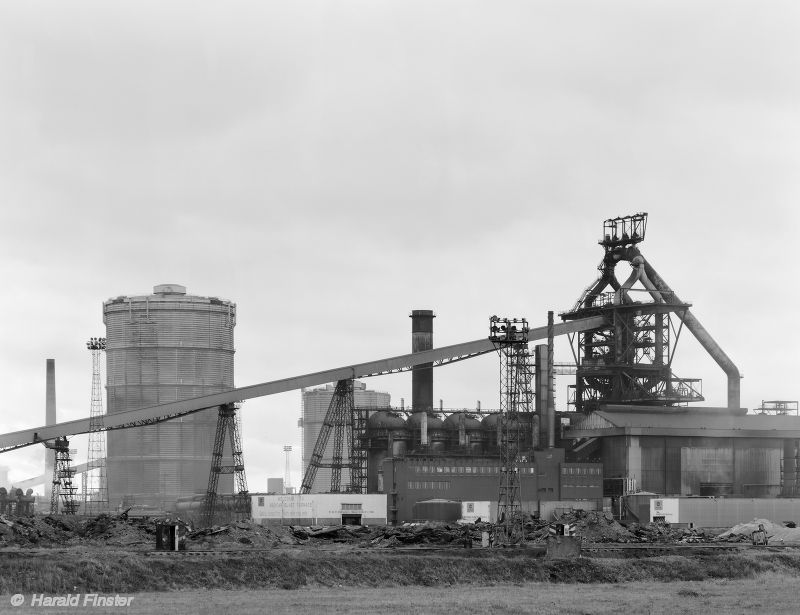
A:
[
  {"xmin": 84, "ymin": 337, "xmax": 108, "ymax": 514},
  {"xmin": 300, "ymin": 379, "xmax": 368, "ymax": 494},
  {"xmin": 489, "ymin": 316, "xmax": 533, "ymax": 544},
  {"xmin": 202, "ymin": 402, "xmax": 248, "ymax": 527},
  {"xmin": 48, "ymin": 437, "xmax": 79, "ymax": 514}
]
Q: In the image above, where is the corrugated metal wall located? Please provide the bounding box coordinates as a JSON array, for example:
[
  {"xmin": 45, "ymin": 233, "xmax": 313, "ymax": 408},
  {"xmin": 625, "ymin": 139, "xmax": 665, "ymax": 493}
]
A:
[
  {"xmin": 609, "ymin": 436, "xmax": 783, "ymax": 497},
  {"xmin": 104, "ymin": 290, "xmax": 236, "ymax": 508}
]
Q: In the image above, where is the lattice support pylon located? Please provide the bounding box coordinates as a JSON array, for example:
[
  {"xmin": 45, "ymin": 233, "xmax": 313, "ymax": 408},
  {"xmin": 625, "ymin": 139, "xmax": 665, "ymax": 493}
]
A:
[
  {"xmin": 84, "ymin": 337, "xmax": 108, "ymax": 515},
  {"xmin": 202, "ymin": 403, "xmax": 248, "ymax": 527},
  {"xmin": 48, "ymin": 436, "xmax": 79, "ymax": 515},
  {"xmin": 489, "ymin": 316, "xmax": 533, "ymax": 545},
  {"xmin": 300, "ymin": 379, "xmax": 360, "ymax": 494},
  {"xmin": 349, "ymin": 399, "xmax": 369, "ymax": 494}
]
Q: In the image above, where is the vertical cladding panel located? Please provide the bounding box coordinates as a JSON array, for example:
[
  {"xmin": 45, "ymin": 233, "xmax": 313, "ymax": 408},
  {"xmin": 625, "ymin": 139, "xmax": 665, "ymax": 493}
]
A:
[
  {"xmin": 734, "ymin": 443, "xmax": 781, "ymax": 496},
  {"xmin": 640, "ymin": 438, "xmax": 665, "ymax": 494},
  {"xmin": 601, "ymin": 436, "xmax": 628, "ymax": 479},
  {"xmin": 104, "ymin": 289, "xmax": 236, "ymax": 507},
  {"xmin": 665, "ymin": 446, "xmax": 682, "ymax": 495},
  {"xmin": 680, "ymin": 447, "xmax": 733, "ymax": 496}
]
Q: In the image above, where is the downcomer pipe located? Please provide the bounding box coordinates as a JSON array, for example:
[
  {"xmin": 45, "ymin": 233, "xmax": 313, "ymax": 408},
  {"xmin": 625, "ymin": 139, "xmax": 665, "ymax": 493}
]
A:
[{"xmin": 634, "ymin": 251, "xmax": 741, "ymax": 409}]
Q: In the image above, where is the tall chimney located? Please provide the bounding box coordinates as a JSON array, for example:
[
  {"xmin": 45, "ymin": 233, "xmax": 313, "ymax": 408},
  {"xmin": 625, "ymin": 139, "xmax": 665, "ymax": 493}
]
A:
[
  {"xmin": 45, "ymin": 359, "xmax": 56, "ymax": 500},
  {"xmin": 410, "ymin": 310, "xmax": 435, "ymax": 413},
  {"xmin": 534, "ymin": 345, "xmax": 549, "ymax": 449}
]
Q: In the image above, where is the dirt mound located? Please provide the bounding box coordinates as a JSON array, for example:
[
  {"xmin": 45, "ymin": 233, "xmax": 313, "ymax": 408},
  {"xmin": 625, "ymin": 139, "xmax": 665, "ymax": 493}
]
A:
[
  {"xmin": 0, "ymin": 514, "xmax": 80, "ymax": 546},
  {"xmin": 716, "ymin": 519, "xmax": 800, "ymax": 544},
  {"xmin": 188, "ymin": 520, "xmax": 285, "ymax": 549}
]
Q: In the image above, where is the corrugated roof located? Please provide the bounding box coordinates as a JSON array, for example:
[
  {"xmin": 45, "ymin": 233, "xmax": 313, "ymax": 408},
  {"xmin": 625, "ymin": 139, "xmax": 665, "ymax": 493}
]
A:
[{"xmin": 568, "ymin": 409, "xmax": 800, "ymax": 438}]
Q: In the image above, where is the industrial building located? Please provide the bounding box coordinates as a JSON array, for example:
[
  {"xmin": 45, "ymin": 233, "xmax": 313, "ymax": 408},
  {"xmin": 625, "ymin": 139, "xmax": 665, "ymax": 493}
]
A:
[
  {"xmin": 103, "ymin": 284, "xmax": 237, "ymax": 509},
  {"xmin": 4, "ymin": 212, "xmax": 797, "ymax": 530},
  {"xmin": 357, "ymin": 311, "xmax": 603, "ymax": 524},
  {"xmin": 301, "ymin": 381, "xmax": 390, "ymax": 493},
  {"xmin": 251, "ymin": 493, "xmax": 387, "ymax": 526},
  {"xmin": 566, "ymin": 407, "xmax": 800, "ymax": 498}
]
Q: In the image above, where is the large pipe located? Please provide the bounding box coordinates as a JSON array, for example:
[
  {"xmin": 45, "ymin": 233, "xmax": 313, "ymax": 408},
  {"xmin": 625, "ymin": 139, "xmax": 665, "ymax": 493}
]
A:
[
  {"xmin": 410, "ymin": 310, "xmax": 435, "ymax": 413},
  {"xmin": 44, "ymin": 359, "xmax": 56, "ymax": 500},
  {"xmin": 547, "ymin": 311, "xmax": 555, "ymax": 449},
  {"xmin": 635, "ymin": 251, "xmax": 741, "ymax": 409}
]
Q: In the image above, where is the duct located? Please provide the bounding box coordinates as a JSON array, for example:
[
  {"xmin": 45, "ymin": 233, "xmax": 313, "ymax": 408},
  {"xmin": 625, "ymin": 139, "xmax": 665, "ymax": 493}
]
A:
[
  {"xmin": 634, "ymin": 251, "xmax": 741, "ymax": 409},
  {"xmin": 614, "ymin": 256, "xmax": 664, "ymax": 305},
  {"xmin": 614, "ymin": 265, "xmax": 639, "ymax": 304}
]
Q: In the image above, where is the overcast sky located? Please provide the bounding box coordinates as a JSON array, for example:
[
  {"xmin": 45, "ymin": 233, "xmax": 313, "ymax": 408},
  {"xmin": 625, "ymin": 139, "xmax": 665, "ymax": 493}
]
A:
[{"xmin": 1, "ymin": 1, "xmax": 798, "ymax": 490}]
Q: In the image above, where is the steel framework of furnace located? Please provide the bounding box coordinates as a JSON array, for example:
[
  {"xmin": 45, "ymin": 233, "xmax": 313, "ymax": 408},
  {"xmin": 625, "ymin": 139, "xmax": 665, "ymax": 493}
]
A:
[
  {"xmin": 48, "ymin": 437, "xmax": 79, "ymax": 514},
  {"xmin": 84, "ymin": 336, "xmax": 109, "ymax": 514},
  {"xmin": 489, "ymin": 316, "xmax": 533, "ymax": 544},
  {"xmin": 202, "ymin": 402, "xmax": 249, "ymax": 526},
  {"xmin": 562, "ymin": 212, "xmax": 703, "ymax": 412},
  {"xmin": 300, "ymin": 379, "xmax": 369, "ymax": 494}
]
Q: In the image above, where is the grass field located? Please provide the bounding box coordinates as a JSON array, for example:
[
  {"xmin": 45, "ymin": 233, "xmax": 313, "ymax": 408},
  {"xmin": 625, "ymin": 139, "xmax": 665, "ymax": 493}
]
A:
[
  {"xmin": 3, "ymin": 575, "xmax": 797, "ymax": 615},
  {"xmin": 2, "ymin": 548, "xmax": 800, "ymax": 594}
]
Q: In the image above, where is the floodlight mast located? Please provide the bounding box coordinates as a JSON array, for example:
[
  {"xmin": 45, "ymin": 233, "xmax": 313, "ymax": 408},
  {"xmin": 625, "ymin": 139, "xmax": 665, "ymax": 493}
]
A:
[{"xmin": 489, "ymin": 316, "xmax": 532, "ymax": 545}]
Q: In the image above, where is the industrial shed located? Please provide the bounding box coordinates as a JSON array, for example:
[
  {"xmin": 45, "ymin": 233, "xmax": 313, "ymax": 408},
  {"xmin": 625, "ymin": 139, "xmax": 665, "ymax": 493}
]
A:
[{"xmin": 566, "ymin": 407, "xmax": 800, "ymax": 497}]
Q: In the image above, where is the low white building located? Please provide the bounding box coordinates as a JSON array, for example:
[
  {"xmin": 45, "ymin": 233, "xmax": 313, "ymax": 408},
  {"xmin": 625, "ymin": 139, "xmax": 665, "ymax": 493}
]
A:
[
  {"xmin": 650, "ymin": 497, "xmax": 800, "ymax": 527},
  {"xmin": 251, "ymin": 493, "xmax": 387, "ymax": 526},
  {"xmin": 459, "ymin": 501, "xmax": 492, "ymax": 523}
]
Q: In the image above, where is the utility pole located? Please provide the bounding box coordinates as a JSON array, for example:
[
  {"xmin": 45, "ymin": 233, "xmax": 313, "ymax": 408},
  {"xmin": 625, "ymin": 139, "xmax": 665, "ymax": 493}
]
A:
[{"xmin": 84, "ymin": 337, "xmax": 108, "ymax": 515}]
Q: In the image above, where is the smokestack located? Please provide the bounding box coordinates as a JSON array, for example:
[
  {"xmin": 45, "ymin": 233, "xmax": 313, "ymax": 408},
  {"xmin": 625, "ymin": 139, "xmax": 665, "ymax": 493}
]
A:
[
  {"xmin": 410, "ymin": 310, "xmax": 435, "ymax": 413},
  {"xmin": 45, "ymin": 359, "xmax": 56, "ymax": 500},
  {"xmin": 534, "ymin": 345, "xmax": 550, "ymax": 449}
]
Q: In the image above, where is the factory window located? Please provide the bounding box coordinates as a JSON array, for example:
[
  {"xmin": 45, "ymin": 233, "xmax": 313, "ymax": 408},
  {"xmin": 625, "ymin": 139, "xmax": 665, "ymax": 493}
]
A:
[
  {"xmin": 257, "ymin": 497, "xmax": 264, "ymax": 507},
  {"xmin": 465, "ymin": 467, "xmax": 472, "ymax": 474},
  {"xmin": 562, "ymin": 468, "xmax": 568, "ymax": 475},
  {"xmin": 342, "ymin": 503, "xmax": 362, "ymax": 511},
  {"xmin": 436, "ymin": 467, "xmax": 443, "ymax": 473}
]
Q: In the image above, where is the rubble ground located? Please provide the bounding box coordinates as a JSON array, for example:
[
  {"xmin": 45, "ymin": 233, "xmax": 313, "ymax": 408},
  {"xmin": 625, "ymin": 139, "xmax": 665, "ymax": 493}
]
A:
[
  {"xmin": 1, "ymin": 509, "xmax": 794, "ymax": 552},
  {"xmin": 714, "ymin": 518, "xmax": 800, "ymax": 544}
]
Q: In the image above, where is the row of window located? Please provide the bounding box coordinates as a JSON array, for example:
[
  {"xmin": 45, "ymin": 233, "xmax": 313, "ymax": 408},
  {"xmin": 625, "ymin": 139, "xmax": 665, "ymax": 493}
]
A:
[
  {"xmin": 254, "ymin": 498, "xmax": 364, "ymax": 509},
  {"xmin": 413, "ymin": 466, "xmax": 538, "ymax": 475},
  {"xmin": 562, "ymin": 467, "xmax": 602, "ymax": 476},
  {"xmin": 407, "ymin": 481, "xmax": 451, "ymax": 490},
  {"xmin": 410, "ymin": 465, "xmax": 601, "ymax": 476}
]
